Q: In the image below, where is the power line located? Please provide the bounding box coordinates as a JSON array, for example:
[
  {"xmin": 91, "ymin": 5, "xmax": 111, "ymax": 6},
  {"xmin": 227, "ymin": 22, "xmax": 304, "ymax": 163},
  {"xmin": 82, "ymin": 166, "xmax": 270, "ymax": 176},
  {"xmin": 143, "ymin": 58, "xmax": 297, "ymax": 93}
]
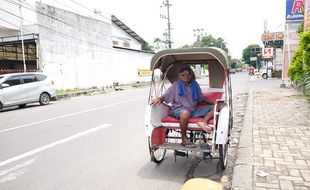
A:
[
  {"xmin": 0, "ymin": 16, "xmax": 113, "ymax": 62},
  {"xmin": 0, "ymin": 7, "xmax": 111, "ymax": 49},
  {"xmin": 3, "ymin": 0, "xmax": 111, "ymax": 38},
  {"xmin": 68, "ymin": 0, "xmax": 111, "ymax": 21}
]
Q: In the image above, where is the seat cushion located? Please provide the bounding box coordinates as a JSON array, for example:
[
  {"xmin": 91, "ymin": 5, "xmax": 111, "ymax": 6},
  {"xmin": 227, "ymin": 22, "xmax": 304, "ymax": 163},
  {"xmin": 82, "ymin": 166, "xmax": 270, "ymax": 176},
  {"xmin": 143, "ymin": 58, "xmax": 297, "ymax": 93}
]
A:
[{"xmin": 161, "ymin": 116, "xmax": 214, "ymax": 130}]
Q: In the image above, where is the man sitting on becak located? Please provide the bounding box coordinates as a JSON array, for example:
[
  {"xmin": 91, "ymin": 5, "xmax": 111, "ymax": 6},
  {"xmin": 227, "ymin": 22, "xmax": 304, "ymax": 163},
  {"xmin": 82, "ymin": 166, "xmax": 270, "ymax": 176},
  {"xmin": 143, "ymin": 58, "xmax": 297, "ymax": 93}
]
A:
[{"xmin": 151, "ymin": 66, "xmax": 219, "ymax": 148}]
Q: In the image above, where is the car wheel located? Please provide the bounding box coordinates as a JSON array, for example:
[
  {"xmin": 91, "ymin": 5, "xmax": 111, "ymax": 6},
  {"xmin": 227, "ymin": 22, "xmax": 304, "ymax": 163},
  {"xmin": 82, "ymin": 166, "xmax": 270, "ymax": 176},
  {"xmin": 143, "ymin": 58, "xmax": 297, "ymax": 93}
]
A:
[
  {"xmin": 18, "ymin": 104, "xmax": 27, "ymax": 108},
  {"xmin": 39, "ymin": 92, "xmax": 51, "ymax": 105},
  {"xmin": 262, "ymin": 73, "xmax": 268, "ymax": 79},
  {"xmin": 0, "ymin": 102, "xmax": 3, "ymax": 110}
]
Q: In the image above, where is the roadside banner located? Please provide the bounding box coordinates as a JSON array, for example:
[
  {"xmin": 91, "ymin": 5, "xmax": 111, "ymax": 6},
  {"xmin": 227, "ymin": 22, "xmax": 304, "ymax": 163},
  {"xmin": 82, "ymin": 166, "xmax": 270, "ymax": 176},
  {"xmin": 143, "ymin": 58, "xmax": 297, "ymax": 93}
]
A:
[{"xmin": 138, "ymin": 69, "xmax": 152, "ymax": 76}]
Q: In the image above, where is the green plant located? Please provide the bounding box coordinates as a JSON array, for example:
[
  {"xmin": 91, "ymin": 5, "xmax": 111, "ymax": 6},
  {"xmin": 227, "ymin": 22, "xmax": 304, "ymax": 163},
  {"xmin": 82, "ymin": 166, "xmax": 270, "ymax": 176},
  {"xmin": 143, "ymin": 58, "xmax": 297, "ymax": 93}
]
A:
[
  {"xmin": 296, "ymin": 71, "xmax": 310, "ymax": 96},
  {"xmin": 288, "ymin": 47, "xmax": 304, "ymax": 81},
  {"xmin": 288, "ymin": 28, "xmax": 310, "ymax": 96}
]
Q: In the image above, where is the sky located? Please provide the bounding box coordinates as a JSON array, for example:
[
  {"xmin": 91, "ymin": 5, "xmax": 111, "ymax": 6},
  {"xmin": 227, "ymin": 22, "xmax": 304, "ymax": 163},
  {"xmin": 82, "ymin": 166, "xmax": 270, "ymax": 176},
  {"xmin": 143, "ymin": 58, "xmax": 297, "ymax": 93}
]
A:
[
  {"xmin": 0, "ymin": 0, "xmax": 287, "ymax": 59},
  {"xmin": 88, "ymin": 0, "xmax": 287, "ymax": 59}
]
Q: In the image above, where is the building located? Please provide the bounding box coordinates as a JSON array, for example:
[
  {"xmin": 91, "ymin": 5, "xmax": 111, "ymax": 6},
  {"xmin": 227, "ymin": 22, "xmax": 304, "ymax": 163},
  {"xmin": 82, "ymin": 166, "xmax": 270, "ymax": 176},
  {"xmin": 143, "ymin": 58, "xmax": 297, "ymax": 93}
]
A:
[
  {"xmin": 283, "ymin": 0, "xmax": 304, "ymax": 82},
  {"xmin": 304, "ymin": 0, "xmax": 310, "ymax": 31},
  {"xmin": 0, "ymin": 1, "xmax": 154, "ymax": 89}
]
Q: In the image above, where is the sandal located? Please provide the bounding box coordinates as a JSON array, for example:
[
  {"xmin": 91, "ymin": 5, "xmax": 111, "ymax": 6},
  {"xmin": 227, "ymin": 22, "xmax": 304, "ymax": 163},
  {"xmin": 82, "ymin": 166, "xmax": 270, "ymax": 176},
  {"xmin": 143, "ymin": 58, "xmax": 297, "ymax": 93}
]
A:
[{"xmin": 180, "ymin": 141, "xmax": 196, "ymax": 148}]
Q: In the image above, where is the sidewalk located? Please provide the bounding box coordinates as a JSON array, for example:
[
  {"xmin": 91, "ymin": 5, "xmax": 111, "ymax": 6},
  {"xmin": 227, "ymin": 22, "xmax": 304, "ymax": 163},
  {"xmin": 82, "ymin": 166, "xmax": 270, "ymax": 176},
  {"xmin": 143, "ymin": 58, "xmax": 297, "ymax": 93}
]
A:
[{"xmin": 232, "ymin": 88, "xmax": 310, "ymax": 190}]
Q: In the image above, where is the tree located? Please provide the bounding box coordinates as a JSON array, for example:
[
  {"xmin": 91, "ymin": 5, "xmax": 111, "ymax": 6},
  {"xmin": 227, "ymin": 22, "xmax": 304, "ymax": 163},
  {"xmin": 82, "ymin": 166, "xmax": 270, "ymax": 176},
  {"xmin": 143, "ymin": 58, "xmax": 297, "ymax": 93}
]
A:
[
  {"xmin": 141, "ymin": 42, "xmax": 154, "ymax": 52},
  {"xmin": 180, "ymin": 34, "xmax": 229, "ymax": 53},
  {"xmin": 242, "ymin": 44, "xmax": 262, "ymax": 68},
  {"xmin": 288, "ymin": 29, "xmax": 310, "ymax": 81},
  {"xmin": 230, "ymin": 58, "xmax": 241, "ymax": 69}
]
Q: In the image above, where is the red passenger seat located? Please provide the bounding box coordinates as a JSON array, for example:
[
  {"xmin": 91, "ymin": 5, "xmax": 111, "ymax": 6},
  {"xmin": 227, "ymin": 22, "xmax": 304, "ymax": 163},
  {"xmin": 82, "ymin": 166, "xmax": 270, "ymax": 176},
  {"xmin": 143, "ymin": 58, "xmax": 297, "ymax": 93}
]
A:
[{"xmin": 160, "ymin": 91, "xmax": 222, "ymax": 130}]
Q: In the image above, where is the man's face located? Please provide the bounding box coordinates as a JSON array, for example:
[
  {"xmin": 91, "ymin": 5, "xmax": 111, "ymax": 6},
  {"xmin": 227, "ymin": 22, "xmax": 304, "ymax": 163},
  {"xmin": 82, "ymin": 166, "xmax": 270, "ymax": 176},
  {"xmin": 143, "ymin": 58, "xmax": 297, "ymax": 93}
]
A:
[{"xmin": 179, "ymin": 70, "xmax": 192, "ymax": 83}]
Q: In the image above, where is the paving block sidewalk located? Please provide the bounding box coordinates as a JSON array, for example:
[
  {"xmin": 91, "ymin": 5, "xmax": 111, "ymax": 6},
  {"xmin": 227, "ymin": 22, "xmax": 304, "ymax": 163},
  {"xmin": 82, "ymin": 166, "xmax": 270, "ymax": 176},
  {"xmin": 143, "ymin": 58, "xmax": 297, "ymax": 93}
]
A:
[{"xmin": 232, "ymin": 88, "xmax": 310, "ymax": 190}]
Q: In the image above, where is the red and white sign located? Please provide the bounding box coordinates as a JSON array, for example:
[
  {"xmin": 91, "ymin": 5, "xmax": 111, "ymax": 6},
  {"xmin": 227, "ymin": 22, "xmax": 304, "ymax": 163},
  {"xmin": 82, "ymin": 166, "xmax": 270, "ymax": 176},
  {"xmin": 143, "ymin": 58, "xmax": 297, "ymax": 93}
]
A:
[{"xmin": 263, "ymin": 48, "xmax": 273, "ymax": 59}]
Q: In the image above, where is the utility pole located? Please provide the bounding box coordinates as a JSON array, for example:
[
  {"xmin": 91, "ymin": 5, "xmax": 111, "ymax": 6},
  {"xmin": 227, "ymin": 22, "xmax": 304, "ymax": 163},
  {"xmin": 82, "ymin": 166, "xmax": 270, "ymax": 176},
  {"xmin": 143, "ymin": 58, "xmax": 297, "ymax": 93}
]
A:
[
  {"xmin": 193, "ymin": 28, "xmax": 206, "ymax": 47},
  {"xmin": 19, "ymin": 0, "xmax": 26, "ymax": 72},
  {"xmin": 160, "ymin": 0, "xmax": 172, "ymax": 49}
]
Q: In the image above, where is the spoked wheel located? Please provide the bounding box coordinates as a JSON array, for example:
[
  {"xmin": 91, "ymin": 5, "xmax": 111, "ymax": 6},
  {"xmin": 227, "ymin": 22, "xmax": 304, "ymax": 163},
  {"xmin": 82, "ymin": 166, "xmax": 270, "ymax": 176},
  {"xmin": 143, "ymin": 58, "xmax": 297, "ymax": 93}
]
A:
[
  {"xmin": 148, "ymin": 137, "xmax": 166, "ymax": 164},
  {"xmin": 219, "ymin": 143, "xmax": 228, "ymax": 170}
]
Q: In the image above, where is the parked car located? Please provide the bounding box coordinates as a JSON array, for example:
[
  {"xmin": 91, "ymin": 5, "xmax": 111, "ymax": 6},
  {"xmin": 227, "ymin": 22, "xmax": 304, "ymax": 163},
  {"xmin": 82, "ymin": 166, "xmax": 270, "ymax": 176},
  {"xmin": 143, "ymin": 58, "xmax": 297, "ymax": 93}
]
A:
[
  {"xmin": 260, "ymin": 66, "xmax": 273, "ymax": 79},
  {"xmin": 229, "ymin": 68, "xmax": 236, "ymax": 74},
  {"xmin": 0, "ymin": 72, "xmax": 56, "ymax": 110}
]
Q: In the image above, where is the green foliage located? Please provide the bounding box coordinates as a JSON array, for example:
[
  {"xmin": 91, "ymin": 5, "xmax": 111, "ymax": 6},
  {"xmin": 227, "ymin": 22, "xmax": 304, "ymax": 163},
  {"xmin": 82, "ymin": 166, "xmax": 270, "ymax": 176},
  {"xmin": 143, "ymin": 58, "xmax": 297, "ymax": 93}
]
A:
[
  {"xmin": 141, "ymin": 42, "xmax": 154, "ymax": 52},
  {"xmin": 297, "ymin": 21, "xmax": 304, "ymax": 34},
  {"xmin": 288, "ymin": 29, "xmax": 310, "ymax": 96},
  {"xmin": 288, "ymin": 47, "xmax": 304, "ymax": 81},
  {"xmin": 181, "ymin": 34, "xmax": 229, "ymax": 52},
  {"xmin": 299, "ymin": 30, "xmax": 310, "ymax": 70},
  {"xmin": 242, "ymin": 44, "xmax": 262, "ymax": 68},
  {"xmin": 296, "ymin": 71, "xmax": 310, "ymax": 96},
  {"xmin": 230, "ymin": 59, "xmax": 240, "ymax": 69}
]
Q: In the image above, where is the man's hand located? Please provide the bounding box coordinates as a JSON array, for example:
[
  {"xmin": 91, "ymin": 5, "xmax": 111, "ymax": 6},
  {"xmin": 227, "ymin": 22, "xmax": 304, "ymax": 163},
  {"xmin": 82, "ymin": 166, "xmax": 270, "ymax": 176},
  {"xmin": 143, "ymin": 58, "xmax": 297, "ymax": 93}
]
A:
[{"xmin": 150, "ymin": 97, "xmax": 162, "ymax": 106}]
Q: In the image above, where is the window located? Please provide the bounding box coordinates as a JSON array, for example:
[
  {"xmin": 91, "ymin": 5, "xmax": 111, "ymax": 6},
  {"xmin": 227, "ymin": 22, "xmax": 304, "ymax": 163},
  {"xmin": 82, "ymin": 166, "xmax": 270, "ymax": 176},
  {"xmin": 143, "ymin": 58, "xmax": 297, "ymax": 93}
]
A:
[
  {"xmin": 5, "ymin": 76, "xmax": 21, "ymax": 86},
  {"xmin": 21, "ymin": 75, "xmax": 36, "ymax": 83},
  {"xmin": 35, "ymin": 74, "xmax": 47, "ymax": 81},
  {"xmin": 123, "ymin": 41, "xmax": 130, "ymax": 47}
]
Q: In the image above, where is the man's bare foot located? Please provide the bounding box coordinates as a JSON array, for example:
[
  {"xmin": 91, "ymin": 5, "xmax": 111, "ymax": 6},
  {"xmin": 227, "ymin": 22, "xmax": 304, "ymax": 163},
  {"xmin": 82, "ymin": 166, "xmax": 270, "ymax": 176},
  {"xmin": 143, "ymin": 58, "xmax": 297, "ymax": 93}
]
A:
[{"xmin": 197, "ymin": 121, "xmax": 213, "ymax": 133}]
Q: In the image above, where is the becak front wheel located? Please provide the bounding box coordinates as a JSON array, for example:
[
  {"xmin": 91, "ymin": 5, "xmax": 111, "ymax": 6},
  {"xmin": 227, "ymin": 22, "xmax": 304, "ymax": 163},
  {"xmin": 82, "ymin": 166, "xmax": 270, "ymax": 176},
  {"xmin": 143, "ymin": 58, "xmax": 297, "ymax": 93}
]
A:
[{"xmin": 148, "ymin": 137, "xmax": 166, "ymax": 164}]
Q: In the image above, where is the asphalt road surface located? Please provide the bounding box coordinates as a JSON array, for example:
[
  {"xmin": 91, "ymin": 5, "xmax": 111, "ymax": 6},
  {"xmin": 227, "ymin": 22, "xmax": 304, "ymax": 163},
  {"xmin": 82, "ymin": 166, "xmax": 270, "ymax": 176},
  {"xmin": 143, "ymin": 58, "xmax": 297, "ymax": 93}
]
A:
[{"xmin": 0, "ymin": 71, "xmax": 281, "ymax": 190}]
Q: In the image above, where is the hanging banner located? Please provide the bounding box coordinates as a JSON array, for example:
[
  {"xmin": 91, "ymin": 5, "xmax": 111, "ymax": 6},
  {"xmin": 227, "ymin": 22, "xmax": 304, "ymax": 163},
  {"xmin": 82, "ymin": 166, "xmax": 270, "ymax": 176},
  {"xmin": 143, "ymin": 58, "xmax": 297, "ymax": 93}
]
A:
[{"xmin": 286, "ymin": 0, "xmax": 304, "ymax": 21}]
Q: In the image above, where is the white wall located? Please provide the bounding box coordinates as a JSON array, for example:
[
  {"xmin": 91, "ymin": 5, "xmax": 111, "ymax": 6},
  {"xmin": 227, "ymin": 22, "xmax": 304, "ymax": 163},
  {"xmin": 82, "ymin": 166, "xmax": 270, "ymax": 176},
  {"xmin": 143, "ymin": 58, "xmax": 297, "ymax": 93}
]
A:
[
  {"xmin": 112, "ymin": 48, "xmax": 154, "ymax": 84},
  {"xmin": 37, "ymin": 3, "xmax": 114, "ymax": 89},
  {"xmin": 274, "ymin": 48, "xmax": 283, "ymax": 71},
  {"xmin": 112, "ymin": 22, "xmax": 141, "ymax": 50},
  {"xmin": 0, "ymin": 28, "xmax": 19, "ymax": 37}
]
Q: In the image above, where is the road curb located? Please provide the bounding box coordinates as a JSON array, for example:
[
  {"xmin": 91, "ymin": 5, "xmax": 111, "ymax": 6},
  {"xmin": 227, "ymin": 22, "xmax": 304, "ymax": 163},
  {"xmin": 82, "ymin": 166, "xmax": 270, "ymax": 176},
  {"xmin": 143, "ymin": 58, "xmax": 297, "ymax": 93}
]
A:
[{"xmin": 232, "ymin": 90, "xmax": 254, "ymax": 190}]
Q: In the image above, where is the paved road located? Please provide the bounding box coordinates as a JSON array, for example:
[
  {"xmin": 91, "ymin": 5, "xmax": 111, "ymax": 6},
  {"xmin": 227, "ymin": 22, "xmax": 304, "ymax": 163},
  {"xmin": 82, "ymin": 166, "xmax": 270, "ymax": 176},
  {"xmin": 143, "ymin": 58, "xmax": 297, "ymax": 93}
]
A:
[{"xmin": 0, "ymin": 72, "xmax": 282, "ymax": 189}]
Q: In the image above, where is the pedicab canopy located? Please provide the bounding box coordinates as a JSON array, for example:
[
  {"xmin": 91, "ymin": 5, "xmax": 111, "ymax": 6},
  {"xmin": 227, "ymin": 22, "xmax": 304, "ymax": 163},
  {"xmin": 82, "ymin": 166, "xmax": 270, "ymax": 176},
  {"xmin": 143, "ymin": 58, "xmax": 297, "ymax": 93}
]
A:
[{"xmin": 150, "ymin": 47, "xmax": 230, "ymax": 88}]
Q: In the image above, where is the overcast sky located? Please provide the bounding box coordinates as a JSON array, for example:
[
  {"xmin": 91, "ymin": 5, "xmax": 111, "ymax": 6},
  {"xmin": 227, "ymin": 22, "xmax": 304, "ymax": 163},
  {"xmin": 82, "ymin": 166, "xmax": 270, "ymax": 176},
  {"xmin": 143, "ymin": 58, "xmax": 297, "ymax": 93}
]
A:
[
  {"xmin": 88, "ymin": 0, "xmax": 286, "ymax": 59},
  {"xmin": 0, "ymin": 0, "xmax": 287, "ymax": 59}
]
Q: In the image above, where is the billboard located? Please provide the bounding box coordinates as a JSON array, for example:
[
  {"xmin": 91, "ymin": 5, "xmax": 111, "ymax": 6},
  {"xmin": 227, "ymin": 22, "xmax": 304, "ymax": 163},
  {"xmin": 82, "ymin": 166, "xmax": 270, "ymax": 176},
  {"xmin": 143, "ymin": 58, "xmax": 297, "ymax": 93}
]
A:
[{"xmin": 286, "ymin": 0, "xmax": 304, "ymax": 21}]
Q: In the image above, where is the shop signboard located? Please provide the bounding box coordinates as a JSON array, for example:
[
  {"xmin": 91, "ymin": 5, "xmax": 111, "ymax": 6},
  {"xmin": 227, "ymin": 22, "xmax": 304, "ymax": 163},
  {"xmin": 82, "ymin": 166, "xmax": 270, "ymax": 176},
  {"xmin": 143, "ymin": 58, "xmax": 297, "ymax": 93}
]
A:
[
  {"xmin": 286, "ymin": 0, "xmax": 304, "ymax": 21},
  {"xmin": 263, "ymin": 48, "xmax": 273, "ymax": 59}
]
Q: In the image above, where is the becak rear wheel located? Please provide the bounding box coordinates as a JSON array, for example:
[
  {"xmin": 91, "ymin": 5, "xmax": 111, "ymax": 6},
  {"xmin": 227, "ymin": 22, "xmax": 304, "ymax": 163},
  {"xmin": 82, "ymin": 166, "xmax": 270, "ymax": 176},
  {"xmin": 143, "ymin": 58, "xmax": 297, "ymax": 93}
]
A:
[{"xmin": 219, "ymin": 143, "xmax": 228, "ymax": 170}]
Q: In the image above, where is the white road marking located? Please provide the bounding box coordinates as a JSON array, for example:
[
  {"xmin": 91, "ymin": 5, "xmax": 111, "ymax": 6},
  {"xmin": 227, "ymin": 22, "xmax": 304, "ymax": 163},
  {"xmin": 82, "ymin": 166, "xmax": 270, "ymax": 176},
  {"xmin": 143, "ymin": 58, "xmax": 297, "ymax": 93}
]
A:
[
  {"xmin": 0, "ymin": 97, "xmax": 144, "ymax": 133},
  {"xmin": 0, "ymin": 124, "xmax": 111, "ymax": 167},
  {"xmin": 0, "ymin": 159, "xmax": 35, "ymax": 183}
]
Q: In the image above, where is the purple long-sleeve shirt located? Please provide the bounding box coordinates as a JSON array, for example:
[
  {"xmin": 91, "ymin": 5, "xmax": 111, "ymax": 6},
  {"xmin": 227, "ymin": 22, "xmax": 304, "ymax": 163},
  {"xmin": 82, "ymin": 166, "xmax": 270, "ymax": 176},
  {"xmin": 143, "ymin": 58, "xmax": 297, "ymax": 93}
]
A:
[{"xmin": 162, "ymin": 80, "xmax": 203, "ymax": 112}]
